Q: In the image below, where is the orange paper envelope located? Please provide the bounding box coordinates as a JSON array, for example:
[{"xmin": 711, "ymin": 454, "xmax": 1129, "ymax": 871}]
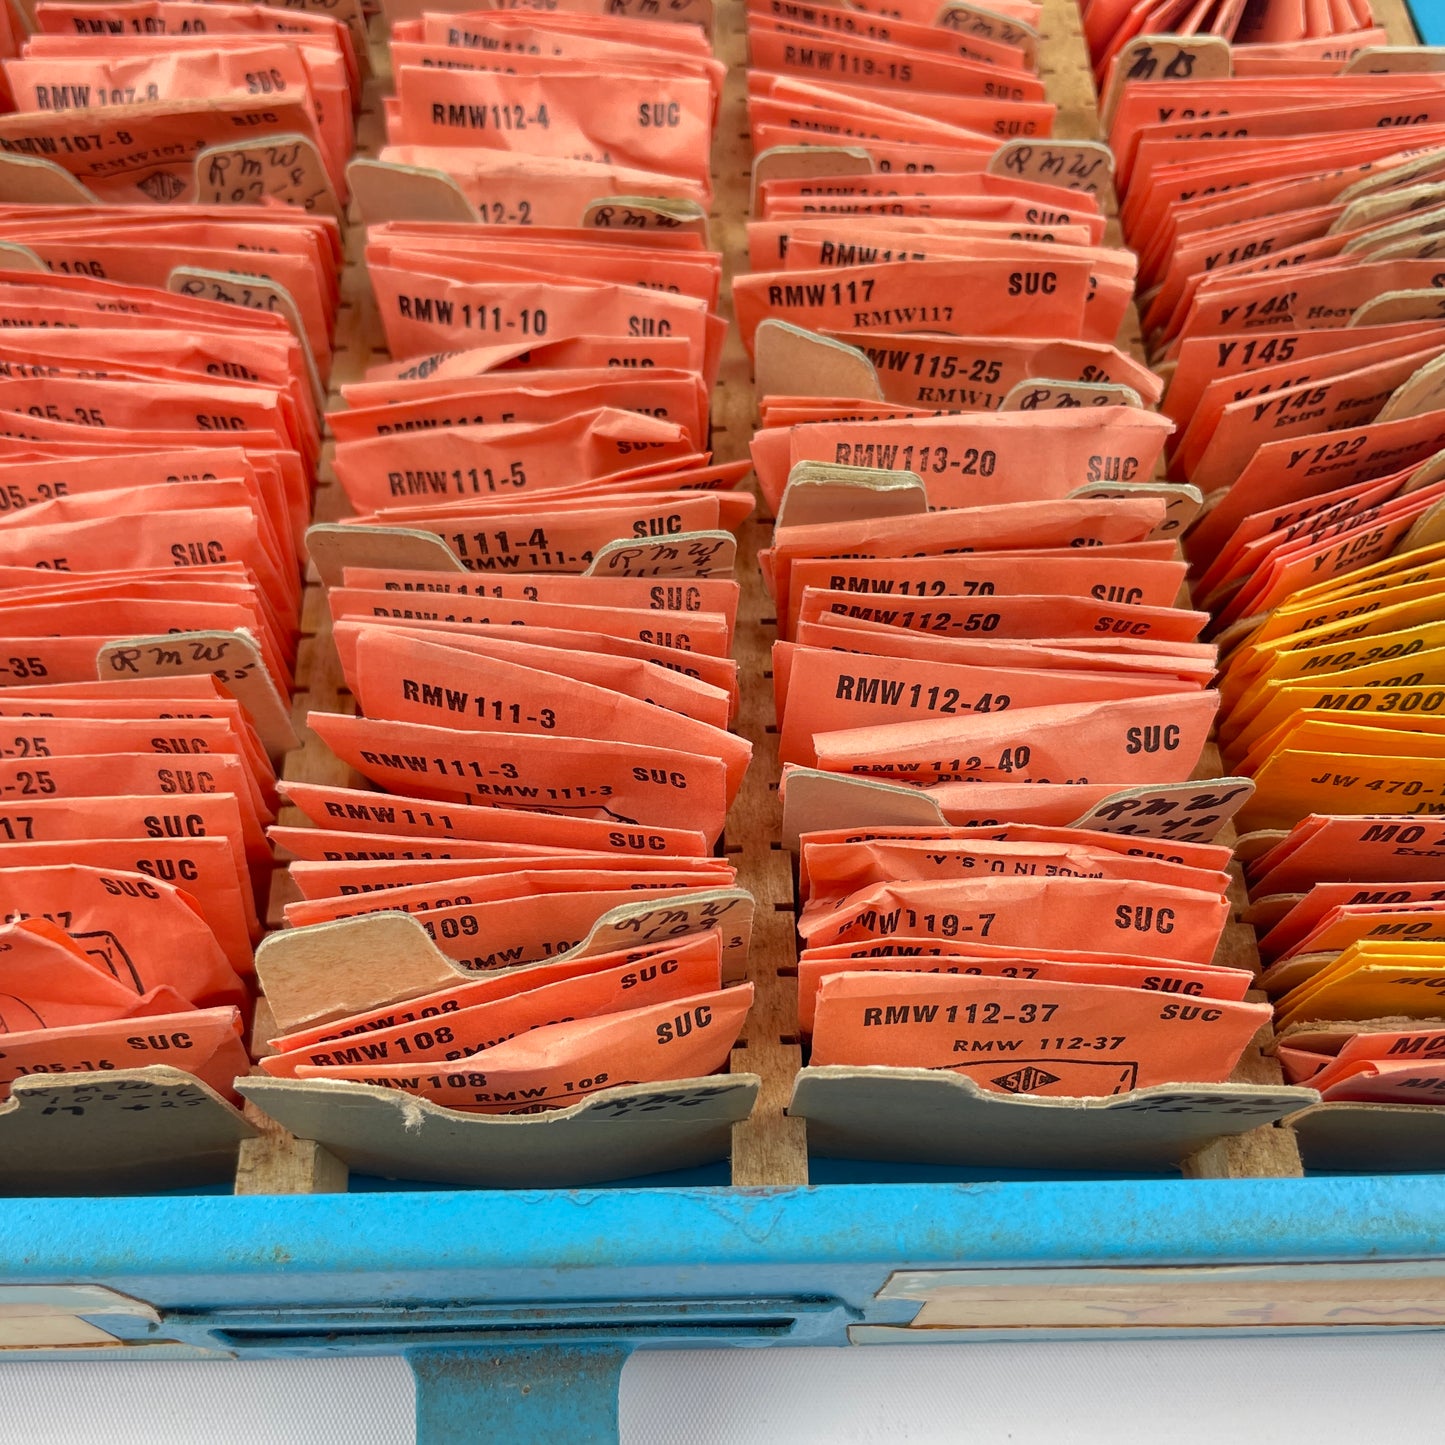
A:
[
  {"xmin": 293, "ymin": 984, "xmax": 753, "ymax": 1112},
  {"xmin": 809, "ymin": 971, "xmax": 1270, "ymax": 1092}
]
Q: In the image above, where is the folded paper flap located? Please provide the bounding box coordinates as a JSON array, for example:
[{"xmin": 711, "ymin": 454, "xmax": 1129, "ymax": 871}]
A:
[
  {"xmin": 754, "ymin": 322, "xmax": 882, "ymax": 403},
  {"xmin": 237, "ymin": 1074, "xmax": 760, "ymax": 1187},
  {"xmin": 347, "ymin": 159, "xmax": 477, "ymax": 227},
  {"xmin": 0, "ymin": 1067, "xmax": 255, "ymax": 1196},
  {"xmin": 1288, "ymin": 1099, "xmax": 1445, "ymax": 1171},
  {"xmin": 789, "ymin": 1066, "xmax": 1318, "ymax": 1170}
]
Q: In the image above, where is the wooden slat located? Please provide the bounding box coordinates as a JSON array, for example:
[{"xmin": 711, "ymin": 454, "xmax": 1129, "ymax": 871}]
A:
[
  {"xmin": 238, "ymin": 84, "xmax": 385, "ymax": 1196},
  {"xmin": 714, "ymin": 0, "xmax": 811, "ymax": 1188}
]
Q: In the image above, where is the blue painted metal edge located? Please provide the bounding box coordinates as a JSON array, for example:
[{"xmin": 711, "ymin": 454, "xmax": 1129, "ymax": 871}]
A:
[
  {"xmin": 4, "ymin": 1178, "xmax": 1445, "ymax": 1302},
  {"xmin": 1406, "ymin": 0, "xmax": 1445, "ymax": 44}
]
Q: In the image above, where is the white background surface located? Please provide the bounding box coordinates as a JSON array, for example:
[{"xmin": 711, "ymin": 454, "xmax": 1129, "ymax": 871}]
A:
[{"xmin": 7, "ymin": 1336, "xmax": 1445, "ymax": 1441}]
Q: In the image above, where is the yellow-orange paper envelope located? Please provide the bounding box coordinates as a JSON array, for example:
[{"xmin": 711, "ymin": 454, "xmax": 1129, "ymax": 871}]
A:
[
  {"xmin": 1250, "ymin": 814, "xmax": 1445, "ymax": 893},
  {"xmin": 1275, "ymin": 941, "xmax": 1445, "ymax": 1027}
]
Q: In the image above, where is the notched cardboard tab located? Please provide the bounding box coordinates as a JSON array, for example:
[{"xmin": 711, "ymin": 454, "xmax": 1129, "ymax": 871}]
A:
[
  {"xmin": 1213, "ymin": 612, "xmax": 1264, "ymax": 657},
  {"xmin": 1339, "ymin": 149, "xmax": 1445, "ymax": 205},
  {"xmin": 934, "ymin": 1, "xmax": 1038, "ymax": 64},
  {"xmin": 1235, "ymin": 827, "xmax": 1288, "ymax": 865},
  {"xmin": 790, "ymin": 1066, "xmax": 1317, "ymax": 1171},
  {"xmin": 1289, "ymin": 1100, "xmax": 1445, "ymax": 1171},
  {"xmin": 573, "ymin": 886, "xmax": 754, "ymax": 982},
  {"xmin": 1003, "ymin": 378, "xmax": 1144, "ymax": 411},
  {"xmin": 755, "ymin": 321, "xmax": 881, "ymax": 402},
  {"xmin": 750, "ymin": 145, "xmax": 873, "ymax": 214},
  {"xmin": 1241, "ymin": 891, "xmax": 1304, "ymax": 934},
  {"xmin": 776, "ymin": 464, "xmax": 928, "ymax": 529},
  {"xmin": 166, "ymin": 266, "xmax": 325, "ymax": 408},
  {"xmin": 1399, "ymin": 494, "xmax": 1445, "ymax": 552},
  {"xmin": 1350, "ymin": 288, "xmax": 1445, "ymax": 327},
  {"xmin": 1345, "ymin": 45, "xmax": 1445, "ymax": 72},
  {"xmin": 585, "ymin": 530, "xmax": 736, "ymax": 578},
  {"xmin": 256, "ymin": 912, "xmax": 465, "ymax": 1035},
  {"xmin": 1333, "ymin": 183, "xmax": 1445, "ymax": 237},
  {"xmin": 1068, "ymin": 778, "xmax": 1255, "ymax": 842},
  {"xmin": 1346, "ymin": 205, "xmax": 1445, "ymax": 259},
  {"xmin": 1068, "ymin": 479, "xmax": 1204, "ymax": 537},
  {"xmin": 305, "ymin": 522, "xmax": 466, "ymax": 589},
  {"xmin": 238, "ymin": 1073, "xmax": 759, "ymax": 1188},
  {"xmin": 0, "ymin": 242, "xmax": 47, "ymax": 274},
  {"xmin": 584, "ymin": 195, "xmax": 710, "ymax": 242},
  {"xmin": 988, "ymin": 140, "xmax": 1114, "ymax": 198},
  {"xmin": 97, "ymin": 629, "xmax": 299, "ymax": 761},
  {"xmin": 0, "ymin": 1067, "xmax": 256, "ymax": 1196},
  {"xmin": 1365, "ymin": 231, "xmax": 1445, "ymax": 262},
  {"xmin": 346, "ymin": 159, "xmax": 476, "ymax": 227},
  {"xmin": 1102, "ymin": 35, "xmax": 1232, "ymax": 131},
  {"xmin": 1379, "ymin": 351, "xmax": 1445, "ymax": 424},
  {"xmin": 0, "ymin": 153, "xmax": 96, "ymax": 205},
  {"xmin": 259, "ymin": 889, "xmax": 756, "ymax": 1035},
  {"xmin": 782, "ymin": 768, "xmax": 947, "ymax": 850},
  {"xmin": 195, "ymin": 134, "xmax": 341, "ymax": 220},
  {"xmin": 1403, "ymin": 447, "xmax": 1445, "ymax": 492}
]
